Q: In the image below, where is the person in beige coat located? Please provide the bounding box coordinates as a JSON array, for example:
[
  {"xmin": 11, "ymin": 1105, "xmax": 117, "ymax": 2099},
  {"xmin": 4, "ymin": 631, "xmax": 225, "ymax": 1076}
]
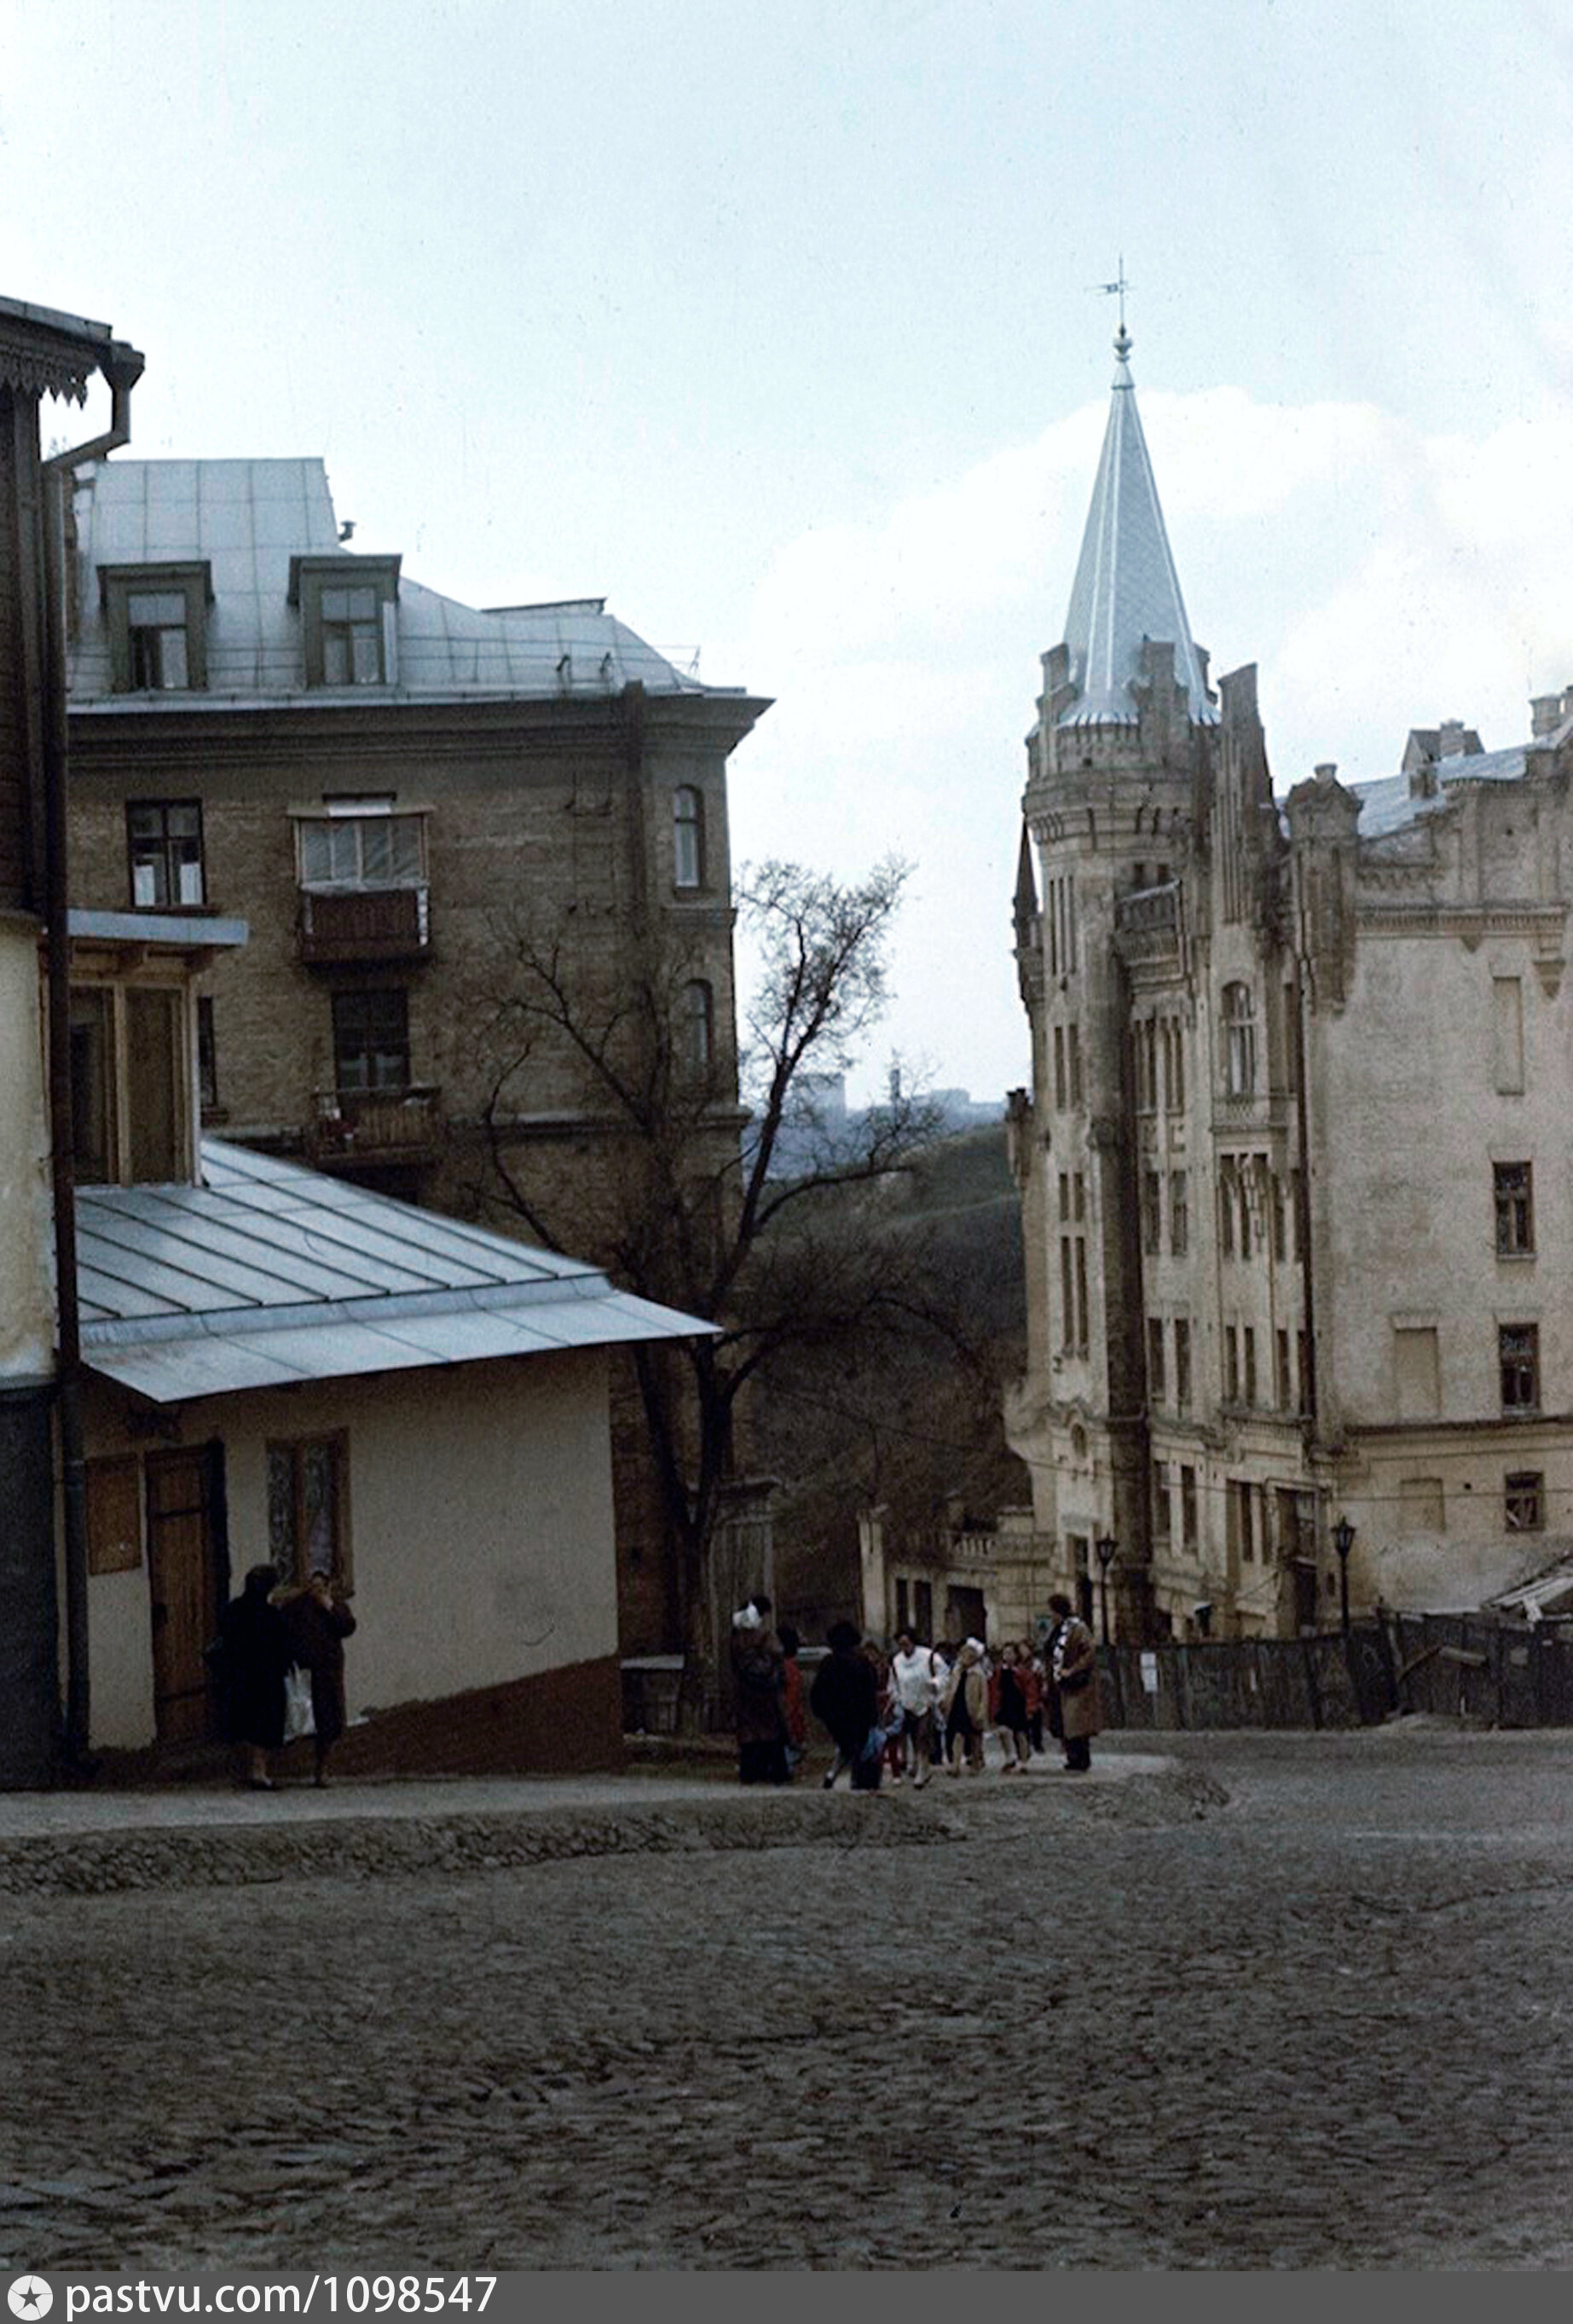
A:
[
  {"xmin": 940, "ymin": 1638, "xmax": 988, "ymax": 1773},
  {"xmin": 1047, "ymin": 1593, "xmax": 1102, "ymax": 1772}
]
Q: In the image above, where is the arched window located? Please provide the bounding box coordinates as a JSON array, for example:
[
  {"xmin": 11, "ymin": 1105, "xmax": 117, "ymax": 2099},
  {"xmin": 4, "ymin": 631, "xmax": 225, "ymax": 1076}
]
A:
[
  {"xmin": 681, "ymin": 978, "xmax": 714, "ymax": 1072},
  {"xmin": 1222, "ymin": 982, "xmax": 1256, "ymax": 1098},
  {"xmin": 673, "ymin": 786, "xmax": 703, "ymax": 889}
]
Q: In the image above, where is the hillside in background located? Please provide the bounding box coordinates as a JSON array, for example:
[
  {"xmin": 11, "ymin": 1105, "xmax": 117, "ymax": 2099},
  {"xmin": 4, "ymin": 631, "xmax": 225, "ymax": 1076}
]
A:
[{"xmin": 753, "ymin": 1124, "xmax": 1031, "ymax": 1636}]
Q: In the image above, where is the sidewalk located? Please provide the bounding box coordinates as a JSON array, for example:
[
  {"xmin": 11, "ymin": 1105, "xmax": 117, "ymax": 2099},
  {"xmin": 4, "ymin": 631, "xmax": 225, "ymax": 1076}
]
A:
[{"xmin": 0, "ymin": 1747, "xmax": 1190, "ymax": 1894}]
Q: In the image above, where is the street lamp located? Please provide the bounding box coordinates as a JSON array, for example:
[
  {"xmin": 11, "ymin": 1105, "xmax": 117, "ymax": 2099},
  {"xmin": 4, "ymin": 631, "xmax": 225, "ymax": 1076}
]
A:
[
  {"xmin": 1332, "ymin": 1515, "xmax": 1355, "ymax": 1636},
  {"xmin": 1095, "ymin": 1534, "xmax": 1117, "ymax": 1645}
]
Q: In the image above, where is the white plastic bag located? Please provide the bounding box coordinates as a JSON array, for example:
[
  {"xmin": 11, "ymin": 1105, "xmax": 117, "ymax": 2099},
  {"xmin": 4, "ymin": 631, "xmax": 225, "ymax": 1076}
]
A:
[{"xmin": 283, "ymin": 1663, "xmax": 315, "ymax": 1743}]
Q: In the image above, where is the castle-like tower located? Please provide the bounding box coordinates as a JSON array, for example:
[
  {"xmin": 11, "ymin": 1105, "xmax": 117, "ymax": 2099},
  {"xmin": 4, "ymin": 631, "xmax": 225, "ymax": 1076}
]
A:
[{"xmin": 1006, "ymin": 327, "xmax": 1310, "ymax": 1640}]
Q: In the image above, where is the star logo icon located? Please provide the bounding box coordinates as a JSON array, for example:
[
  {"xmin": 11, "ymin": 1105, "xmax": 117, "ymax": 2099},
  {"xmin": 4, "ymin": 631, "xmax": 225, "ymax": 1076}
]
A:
[{"xmin": 8, "ymin": 2281, "xmax": 52, "ymax": 2320}]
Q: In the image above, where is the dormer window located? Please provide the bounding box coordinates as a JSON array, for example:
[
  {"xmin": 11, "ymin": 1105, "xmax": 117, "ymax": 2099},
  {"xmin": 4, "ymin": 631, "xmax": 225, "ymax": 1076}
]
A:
[
  {"xmin": 290, "ymin": 555, "xmax": 401, "ymax": 688},
  {"xmin": 100, "ymin": 564, "xmax": 211, "ymax": 693}
]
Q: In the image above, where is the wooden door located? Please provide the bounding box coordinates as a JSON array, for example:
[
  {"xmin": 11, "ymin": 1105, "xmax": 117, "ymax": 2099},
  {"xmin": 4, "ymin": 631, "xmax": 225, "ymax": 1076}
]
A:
[{"xmin": 146, "ymin": 1447, "xmax": 224, "ymax": 1743}]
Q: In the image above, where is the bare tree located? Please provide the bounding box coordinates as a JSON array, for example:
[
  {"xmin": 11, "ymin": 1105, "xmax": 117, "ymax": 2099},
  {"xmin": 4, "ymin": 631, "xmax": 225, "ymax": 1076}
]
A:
[{"xmin": 466, "ymin": 855, "xmax": 942, "ymax": 1689}]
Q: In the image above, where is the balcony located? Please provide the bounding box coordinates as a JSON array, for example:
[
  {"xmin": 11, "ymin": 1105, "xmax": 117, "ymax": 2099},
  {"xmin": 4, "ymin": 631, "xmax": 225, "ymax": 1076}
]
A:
[
  {"xmin": 1113, "ymin": 880, "xmax": 1182, "ymax": 968},
  {"xmin": 306, "ymin": 1084, "xmax": 443, "ymax": 1171},
  {"xmin": 298, "ymin": 884, "xmax": 430, "ymax": 965}
]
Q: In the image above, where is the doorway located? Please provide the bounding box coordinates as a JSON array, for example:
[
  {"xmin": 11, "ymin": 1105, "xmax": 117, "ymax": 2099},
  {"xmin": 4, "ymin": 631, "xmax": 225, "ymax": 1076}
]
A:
[{"xmin": 145, "ymin": 1444, "xmax": 227, "ymax": 1743}]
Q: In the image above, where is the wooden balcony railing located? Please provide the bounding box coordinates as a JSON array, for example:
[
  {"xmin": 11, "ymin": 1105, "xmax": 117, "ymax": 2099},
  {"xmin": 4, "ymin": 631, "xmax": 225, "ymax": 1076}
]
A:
[
  {"xmin": 298, "ymin": 884, "xmax": 430, "ymax": 963},
  {"xmin": 306, "ymin": 1084, "xmax": 443, "ymax": 1168}
]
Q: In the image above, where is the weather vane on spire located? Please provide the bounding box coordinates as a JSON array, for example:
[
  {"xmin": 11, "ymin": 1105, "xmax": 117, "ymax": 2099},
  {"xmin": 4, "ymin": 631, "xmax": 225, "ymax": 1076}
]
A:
[{"xmin": 1092, "ymin": 257, "xmax": 1132, "ymax": 361}]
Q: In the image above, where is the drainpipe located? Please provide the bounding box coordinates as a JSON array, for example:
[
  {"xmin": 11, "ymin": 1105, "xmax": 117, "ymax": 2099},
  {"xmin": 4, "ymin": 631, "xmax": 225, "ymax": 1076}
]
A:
[{"xmin": 40, "ymin": 344, "xmax": 142, "ymax": 1767}]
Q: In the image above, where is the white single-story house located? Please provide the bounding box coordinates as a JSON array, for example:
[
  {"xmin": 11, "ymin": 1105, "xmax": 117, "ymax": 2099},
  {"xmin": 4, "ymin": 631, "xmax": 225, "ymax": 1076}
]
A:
[{"xmin": 76, "ymin": 1136, "xmax": 712, "ymax": 1771}]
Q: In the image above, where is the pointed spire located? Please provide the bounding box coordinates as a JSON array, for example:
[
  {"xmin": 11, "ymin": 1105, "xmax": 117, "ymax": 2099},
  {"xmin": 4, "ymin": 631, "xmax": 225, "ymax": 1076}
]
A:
[
  {"xmin": 1056, "ymin": 324, "xmax": 1216, "ymax": 730},
  {"xmin": 1014, "ymin": 820, "xmax": 1039, "ymax": 944}
]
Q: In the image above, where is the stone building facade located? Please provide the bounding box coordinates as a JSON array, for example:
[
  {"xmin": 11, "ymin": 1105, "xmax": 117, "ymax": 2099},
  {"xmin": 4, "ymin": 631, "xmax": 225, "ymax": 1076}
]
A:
[
  {"xmin": 1007, "ymin": 326, "xmax": 1573, "ymax": 1636},
  {"xmin": 62, "ymin": 456, "xmax": 767, "ymax": 1652}
]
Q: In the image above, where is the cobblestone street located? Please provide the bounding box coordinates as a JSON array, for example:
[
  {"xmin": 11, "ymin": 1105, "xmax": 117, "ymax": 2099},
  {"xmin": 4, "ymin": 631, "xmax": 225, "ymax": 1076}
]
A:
[{"xmin": 5, "ymin": 1726, "xmax": 1573, "ymax": 2270}]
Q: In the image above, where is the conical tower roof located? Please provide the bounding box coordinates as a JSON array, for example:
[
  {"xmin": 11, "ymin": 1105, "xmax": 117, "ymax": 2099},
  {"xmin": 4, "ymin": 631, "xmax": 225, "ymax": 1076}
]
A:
[{"xmin": 1057, "ymin": 326, "xmax": 1216, "ymax": 729}]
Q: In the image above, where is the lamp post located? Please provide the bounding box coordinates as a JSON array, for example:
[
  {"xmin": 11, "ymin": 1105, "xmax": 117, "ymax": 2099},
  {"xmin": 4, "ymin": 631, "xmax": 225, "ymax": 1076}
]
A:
[
  {"xmin": 1332, "ymin": 1515, "xmax": 1355, "ymax": 1636},
  {"xmin": 1095, "ymin": 1534, "xmax": 1117, "ymax": 1645}
]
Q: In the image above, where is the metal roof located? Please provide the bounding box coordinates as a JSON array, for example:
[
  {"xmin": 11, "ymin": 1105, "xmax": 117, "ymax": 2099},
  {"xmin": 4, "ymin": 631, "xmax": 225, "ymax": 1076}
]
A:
[
  {"xmin": 67, "ymin": 458, "xmax": 735, "ymax": 706},
  {"xmin": 1057, "ymin": 329, "xmax": 1217, "ymax": 731},
  {"xmin": 1352, "ymin": 743, "xmax": 1529, "ymax": 838},
  {"xmin": 78, "ymin": 1139, "xmax": 716, "ymax": 1405}
]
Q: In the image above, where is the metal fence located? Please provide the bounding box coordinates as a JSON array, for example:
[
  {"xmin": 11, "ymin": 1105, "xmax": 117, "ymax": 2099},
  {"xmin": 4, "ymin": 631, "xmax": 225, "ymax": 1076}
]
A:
[{"xmin": 1097, "ymin": 1615, "xmax": 1573, "ymax": 1731}]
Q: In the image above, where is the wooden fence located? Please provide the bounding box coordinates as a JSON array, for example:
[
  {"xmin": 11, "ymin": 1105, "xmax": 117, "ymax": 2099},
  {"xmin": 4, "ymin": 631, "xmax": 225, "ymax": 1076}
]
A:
[{"xmin": 1097, "ymin": 1614, "xmax": 1573, "ymax": 1731}]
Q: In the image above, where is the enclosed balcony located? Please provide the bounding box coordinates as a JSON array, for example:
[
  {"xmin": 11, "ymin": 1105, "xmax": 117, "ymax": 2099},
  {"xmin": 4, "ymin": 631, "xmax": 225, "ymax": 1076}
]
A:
[
  {"xmin": 292, "ymin": 803, "xmax": 431, "ymax": 963},
  {"xmin": 298, "ymin": 882, "xmax": 430, "ymax": 963}
]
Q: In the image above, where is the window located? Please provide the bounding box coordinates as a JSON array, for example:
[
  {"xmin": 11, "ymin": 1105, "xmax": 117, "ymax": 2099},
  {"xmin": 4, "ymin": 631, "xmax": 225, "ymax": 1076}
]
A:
[
  {"xmin": 267, "ymin": 1435, "xmax": 350, "ymax": 1587},
  {"xmin": 1164, "ymin": 1020, "xmax": 1186, "ymax": 1113},
  {"xmin": 332, "ymin": 988, "xmax": 410, "ymax": 1093},
  {"xmin": 100, "ymin": 563, "xmax": 211, "ymax": 693},
  {"xmin": 1142, "ymin": 1171, "xmax": 1161, "ymax": 1256},
  {"xmin": 1152, "ymin": 1460, "xmax": 1171, "ymax": 1539},
  {"xmin": 673, "ymin": 787, "xmax": 705, "ymax": 889},
  {"xmin": 1275, "ymin": 1327, "xmax": 1292, "ymax": 1410},
  {"xmin": 681, "ymin": 978, "xmax": 714, "ymax": 1072},
  {"xmin": 1180, "ymin": 1466, "xmax": 1198, "ymax": 1551},
  {"xmin": 1495, "ymin": 1162, "xmax": 1535, "ymax": 1257},
  {"xmin": 297, "ymin": 807, "xmax": 425, "ymax": 889},
  {"xmin": 1506, "ymin": 1472, "xmax": 1544, "ymax": 1532},
  {"xmin": 1074, "ymin": 1236, "xmax": 1089, "ymax": 1353},
  {"xmin": 1174, "ymin": 1318, "xmax": 1192, "ymax": 1411},
  {"xmin": 1271, "ymin": 1176, "xmax": 1287, "ymax": 1263},
  {"xmin": 69, "ymin": 980, "xmax": 188, "ymax": 1186},
  {"xmin": 1229, "ymin": 1479, "xmax": 1257, "ymax": 1564},
  {"xmin": 128, "ymin": 801, "xmax": 205, "ymax": 910},
  {"xmin": 291, "ymin": 554, "xmax": 400, "ymax": 688},
  {"xmin": 1500, "ymin": 1323, "xmax": 1540, "ymax": 1413},
  {"xmin": 1135, "ymin": 1020, "xmax": 1157, "ymax": 1113},
  {"xmin": 1058, "ymin": 1172, "xmax": 1070, "ymax": 1223},
  {"xmin": 1222, "ymin": 982, "xmax": 1257, "ymax": 1097},
  {"xmin": 1224, "ymin": 1325, "xmax": 1240, "ymax": 1403},
  {"xmin": 1067, "ymin": 1023, "xmax": 1083, "ymax": 1107},
  {"xmin": 1218, "ymin": 1166, "xmax": 1235, "ymax": 1258},
  {"xmin": 1242, "ymin": 1326, "xmax": 1258, "ymax": 1407},
  {"xmin": 1170, "ymin": 1171, "xmax": 1188, "ymax": 1257},
  {"xmin": 1054, "ymin": 1026, "xmax": 1067, "ymax": 1110},
  {"xmin": 1148, "ymin": 1318, "xmax": 1165, "ymax": 1403}
]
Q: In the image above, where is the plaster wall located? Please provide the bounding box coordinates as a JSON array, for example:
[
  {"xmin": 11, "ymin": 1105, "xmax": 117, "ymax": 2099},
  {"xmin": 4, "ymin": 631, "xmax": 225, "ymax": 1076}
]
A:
[
  {"xmin": 0, "ymin": 928, "xmax": 55, "ymax": 1380},
  {"xmin": 82, "ymin": 1344, "xmax": 617, "ymax": 1749}
]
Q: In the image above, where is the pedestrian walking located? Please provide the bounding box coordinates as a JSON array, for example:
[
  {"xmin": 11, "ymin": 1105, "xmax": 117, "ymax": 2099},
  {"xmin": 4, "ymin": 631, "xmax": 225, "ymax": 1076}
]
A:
[
  {"xmin": 731, "ymin": 1595, "xmax": 790, "ymax": 1786},
  {"xmin": 1021, "ymin": 1640, "xmax": 1047, "ymax": 1755},
  {"xmin": 280, "ymin": 1571, "xmax": 357, "ymax": 1787},
  {"xmin": 1047, "ymin": 1592, "xmax": 1102, "ymax": 1772},
  {"xmin": 928, "ymin": 1641, "xmax": 952, "ymax": 1772},
  {"xmin": 940, "ymin": 1638, "xmax": 987, "ymax": 1772},
  {"xmin": 888, "ymin": 1628, "xmax": 935, "ymax": 1786},
  {"xmin": 810, "ymin": 1620, "xmax": 882, "ymax": 1792},
  {"xmin": 992, "ymin": 1641, "xmax": 1033, "ymax": 1772},
  {"xmin": 213, "ymin": 1564, "xmax": 292, "ymax": 1790}
]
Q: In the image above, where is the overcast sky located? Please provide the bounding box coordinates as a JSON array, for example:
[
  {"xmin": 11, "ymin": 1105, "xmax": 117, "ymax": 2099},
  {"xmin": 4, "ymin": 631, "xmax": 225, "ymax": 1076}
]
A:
[{"xmin": 8, "ymin": 0, "xmax": 1573, "ymax": 1103}]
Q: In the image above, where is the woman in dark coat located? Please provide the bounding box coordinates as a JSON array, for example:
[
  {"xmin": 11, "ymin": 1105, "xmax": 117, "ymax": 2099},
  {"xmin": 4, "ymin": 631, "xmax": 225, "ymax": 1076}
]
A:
[
  {"xmin": 280, "ymin": 1572, "xmax": 357, "ymax": 1786},
  {"xmin": 217, "ymin": 1564, "xmax": 291, "ymax": 1789},
  {"xmin": 810, "ymin": 1620, "xmax": 882, "ymax": 1792},
  {"xmin": 730, "ymin": 1594, "xmax": 789, "ymax": 1786}
]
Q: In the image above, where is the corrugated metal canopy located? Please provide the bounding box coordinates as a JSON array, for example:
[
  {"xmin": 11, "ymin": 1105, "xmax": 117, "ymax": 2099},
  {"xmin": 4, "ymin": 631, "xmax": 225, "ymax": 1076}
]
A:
[{"xmin": 78, "ymin": 1140, "xmax": 717, "ymax": 1405}]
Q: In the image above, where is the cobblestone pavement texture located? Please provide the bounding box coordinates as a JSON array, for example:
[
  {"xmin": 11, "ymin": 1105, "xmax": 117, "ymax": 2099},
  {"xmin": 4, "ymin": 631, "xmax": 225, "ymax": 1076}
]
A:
[{"xmin": 3, "ymin": 1726, "xmax": 1571, "ymax": 2271}]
